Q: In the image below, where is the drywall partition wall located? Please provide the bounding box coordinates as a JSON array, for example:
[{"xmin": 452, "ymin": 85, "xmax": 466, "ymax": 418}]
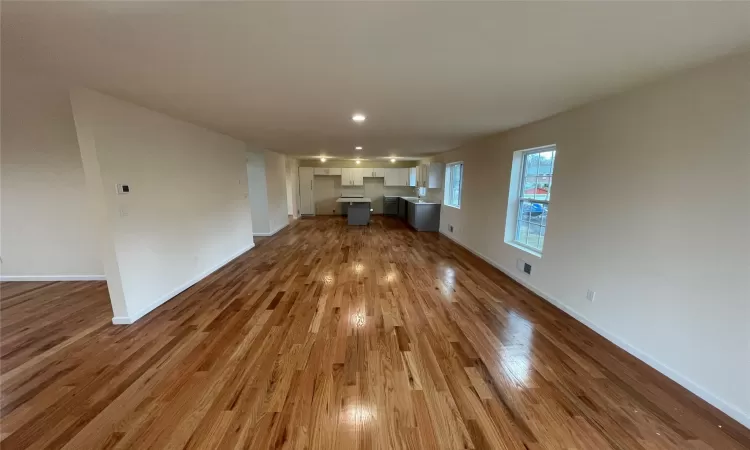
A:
[
  {"xmin": 246, "ymin": 150, "xmax": 271, "ymax": 235},
  {"xmin": 0, "ymin": 63, "xmax": 103, "ymax": 280},
  {"xmin": 246, "ymin": 149, "xmax": 289, "ymax": 236},
  {"xmin": 264, "ymin": 150, "xmax": 290, "ymax": 234},
  {"xmin": 70, "ymin": 88, "xmax": 254, "ymax": 324},
  {"xmin": 285, "ymin": 158, "xmax": 295, "ymax": 215},
  {"xmin": 433, "ymin": 52, "xmax": 750, "ymax": 426},
  {"xmin": 285, "ymin": 156, "xmax": 300, "ymax": 217}
]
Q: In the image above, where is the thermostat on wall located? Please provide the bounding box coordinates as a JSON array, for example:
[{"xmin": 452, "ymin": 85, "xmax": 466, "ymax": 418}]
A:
[{"xmin": 116, "ymin": 184, "xmax": 130, "ymax": 194}]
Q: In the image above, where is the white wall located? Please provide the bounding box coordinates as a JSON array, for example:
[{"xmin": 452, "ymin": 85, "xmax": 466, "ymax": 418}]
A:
[
  {"xmin": 432, "ymin": 52, "xmax": 750, "ymax": 426},
  {"xmin": 70, "ymin": 88, "xmax": 254, "ymax": 323},
  {"xmin": 0, "ymin": 63, "xmax": 103, "ymax": 280}
]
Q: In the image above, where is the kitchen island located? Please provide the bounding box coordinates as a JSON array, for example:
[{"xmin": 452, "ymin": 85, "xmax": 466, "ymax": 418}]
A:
[{"xmin": 336, "ymin": 197, "xmax": 372, "ymax": 225}]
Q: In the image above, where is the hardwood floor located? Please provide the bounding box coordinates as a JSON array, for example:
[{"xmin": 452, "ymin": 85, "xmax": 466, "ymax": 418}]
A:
[{"xmin": 1, "ymin": 216, "xmax": 748, "ymax": 449}]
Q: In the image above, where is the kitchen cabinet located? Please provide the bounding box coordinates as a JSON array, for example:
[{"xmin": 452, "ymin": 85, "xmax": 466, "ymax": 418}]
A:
[
  {"xmin": 298, "ymin": 167, "xmax": 315, "ymax": 215},
  {"xmin": 363, "ymin": 168, "xmax": 385, "ymax": 178},
  {"xmin": 384, "ymin": 168, "xmax": 410, "ymax": 186},
  {"xmin": 408, "ymin": 167, "xmax": 417, "ymax": 187},
  {"xmin": 383, "ymin": 168, "xmax": 396, "ymax": 186},
  {"xmin": 405, "ymin": 200, "xmax": 441, "ymax": 231},
  {"xmin": 384, "ymin": 196, "xmax": 399, "ymax": 215},
  {"xmin": 415, "ymin": 163, "xmax": 445, "ymax": 188},
  {"xmin": 313, "ymin": 167, "xmax": 341, "ymax": 176},
  {"xmin": 427, "ymin": 162, "xmax": 445, "ymax": 188},
  {"xmin": 416, "ymin": 164, "xmax": 428, "ymax": 187},
  {"xmin": 342, "ymin": 167, "xmax": 364, "ymax": 186}
]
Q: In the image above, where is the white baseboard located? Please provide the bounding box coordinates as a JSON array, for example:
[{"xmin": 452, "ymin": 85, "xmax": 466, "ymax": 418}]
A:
[
  {"xmin": 253, "ymin": 221, "xmax": 289, "ymax": 237},
  {"xmin": 111, "ymin": 316, "xmax": 133, "ymax": 325},
  {"xmin": 0, "ymin": 275, "xmax": 106, "ymax": 282},
  {"xmin": 111, "ymin": 242, "xmax": 255, "ymax": 325},
  {"xmin": 438, "ymin": 231, "xmax": 750, "ymax": 429}
]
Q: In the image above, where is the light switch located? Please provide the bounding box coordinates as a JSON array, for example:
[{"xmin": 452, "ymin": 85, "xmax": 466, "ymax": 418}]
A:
[{"xmin": 116, "ymin": 184, "xmax": 130, "ymax": 194}]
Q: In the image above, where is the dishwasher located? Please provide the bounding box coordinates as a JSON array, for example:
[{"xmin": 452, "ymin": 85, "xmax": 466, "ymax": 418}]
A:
[{"xmin": 383, "ymin": 196, "xmax": 399, "ymax": 216}]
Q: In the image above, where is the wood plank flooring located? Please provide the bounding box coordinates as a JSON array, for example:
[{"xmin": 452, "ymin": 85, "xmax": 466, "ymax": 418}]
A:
[{"xmin": 2, "ymin": 216, "xmax": 748, "ymax": 449}]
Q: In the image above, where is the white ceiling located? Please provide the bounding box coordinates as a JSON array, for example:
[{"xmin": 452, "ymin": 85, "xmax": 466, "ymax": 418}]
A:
[{"xmin": 3, "ymin": 1, "xmax": 750, "ymax": 160}]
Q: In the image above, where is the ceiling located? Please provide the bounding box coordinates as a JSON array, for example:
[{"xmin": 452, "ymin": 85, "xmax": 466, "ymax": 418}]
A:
[{"xmin": 3, "ymin": 2, "xmax": 750, "ymax": 160}]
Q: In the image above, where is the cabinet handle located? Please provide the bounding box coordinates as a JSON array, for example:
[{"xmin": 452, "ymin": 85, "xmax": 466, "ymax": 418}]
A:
[{"xmin": 310, "ymin": 180, "xmax": 313, "ymax": 189}]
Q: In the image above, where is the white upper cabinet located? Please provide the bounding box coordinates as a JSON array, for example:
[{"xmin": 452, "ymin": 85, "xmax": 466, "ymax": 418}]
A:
[
  {"xmin": 384, "ymin": 168, "xmax": 400, "ymax": 186},
  {"xmin": 427, "ymin": 162, "xmax": 445, "ymax": 188},
  {"xmin": 417, "ymin": 164, "xmax": 428, "ymax": 187},
  {"xmin": 414, "ymin": 163, "xmax": 444, "ymax": 188},
  {"xmin": 408, "ymin": 167, "xmax": 417, "ymax": 186},
  {"xmin": 401, "ymin": 168, "xmax": 411, "ymax": 185},
  {"xmin": 384, "ymin": 167, "xmax": 412, "ymax": 186},
  {"xmin": 342, "ymin": 167, "xmax": 364, "ymax": 186},
  {"xmin": 383, "ymin": 168, "xmax": 395, "ymax": 186},
  {"xmin": 313, "ymin": 167, "xmax": 342, "ymax": 176},
  {"xmin": 363, "ymin": 168, "xmax": 385, "ymax": 178}
]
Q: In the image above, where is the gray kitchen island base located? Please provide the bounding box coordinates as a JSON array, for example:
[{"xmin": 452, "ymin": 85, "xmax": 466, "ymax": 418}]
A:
[
  {"xmin": 336, "ymin": 197, "xmax": 372, "ymax": 226},
  {"xmin": 347, "ymin": 202, "xmax": 371, "ymax": 225}
]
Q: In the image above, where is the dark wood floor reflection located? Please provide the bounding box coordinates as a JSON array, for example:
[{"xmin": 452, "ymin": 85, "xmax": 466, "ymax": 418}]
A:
[{"xmin": 1, "ymin": 216, "xmax": 748, "ymax": 449}]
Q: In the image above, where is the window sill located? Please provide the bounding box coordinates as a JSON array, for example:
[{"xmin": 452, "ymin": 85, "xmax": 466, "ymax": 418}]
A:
[
  {"xmin": 505, "ymin": 240, "xmax": 542, "ymax": 258},
  {"xmin": 443, "ymin": 203, "xmax": 460, "ymax": 210}
]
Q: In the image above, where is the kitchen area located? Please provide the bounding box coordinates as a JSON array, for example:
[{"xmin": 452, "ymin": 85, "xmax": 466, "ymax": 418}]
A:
[{"xmin": 298, "ymin": 160, "xmax": 444, "ymax": 231}]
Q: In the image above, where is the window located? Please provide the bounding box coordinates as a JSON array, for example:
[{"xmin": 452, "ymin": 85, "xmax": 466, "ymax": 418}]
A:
[
  {"xmin": 444, "ymin": 162, "xmax": 463, "ymax": 208},
  {"xmin": 507, "ymin": 145, "xmax": 556, "ymax": 254}
]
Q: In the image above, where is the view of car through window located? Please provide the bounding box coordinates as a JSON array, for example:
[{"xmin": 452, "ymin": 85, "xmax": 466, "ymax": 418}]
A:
[{"xmin": 516, "ymin": 149, "xmax": 555, "ymax": 251}]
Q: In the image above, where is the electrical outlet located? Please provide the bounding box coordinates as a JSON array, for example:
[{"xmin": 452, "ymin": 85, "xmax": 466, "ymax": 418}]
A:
[
  {"xmin": 523, "ymin": 263, "xmax": 532, "ymax": 275},
  {"xmin": 449, "ymin": 225, "xmax": 454, "ymax": 232},
  {"xmin": 586, "ymin": 289, "xmax": 596, "ymax": 302}
]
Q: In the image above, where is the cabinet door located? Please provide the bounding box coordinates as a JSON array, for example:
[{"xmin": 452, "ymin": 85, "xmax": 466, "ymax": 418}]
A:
[
  {"xmin": 408, "ymin": 167, "xmax": 417, "ymax": 186},
  {"xmin": 372, "ymin": 168, "xmax": 385, "ymax": 178},
  {"xmin": 298, "ymin": 167, "xmax": 315, "ymax": 215},
  {"xmin": 350, "ymin": 167, "xmax": 364, "ymax": 185},
  {"xmin": 313, "ymin": 167, "xmax": 329, "ymax": 175},
  {"xmin": 341, "ymin": 168, "xmax": 351, "ymax": 185},
  {"xmin": 399, "ymin": 168, "xmax": 409, "ymax": 186},
  {"xmin": 428, "ymin": 162, "xmax": 445, "ymax": 188},
  {"xmin": 383, "ymin": 168, "xmax": 394, "ymax": 186}
]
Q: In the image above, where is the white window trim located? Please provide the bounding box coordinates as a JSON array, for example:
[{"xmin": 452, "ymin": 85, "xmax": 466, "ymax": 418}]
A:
[
  {"xmin": 504, "ymin": 144, "xmax": 556, "ymax": 256},
  {"xmin": 443, "ymin": 161, "xmax": 463, "ymax": 209}
]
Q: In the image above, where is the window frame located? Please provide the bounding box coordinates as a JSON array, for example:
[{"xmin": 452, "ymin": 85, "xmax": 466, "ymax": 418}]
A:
[
  {"xmin": 510, "ymin": 145, "xmax": 556, "ymax": 255},
  {"xmin": 443, "ymin": 161, "xmax": 463, "ymax": 209}
]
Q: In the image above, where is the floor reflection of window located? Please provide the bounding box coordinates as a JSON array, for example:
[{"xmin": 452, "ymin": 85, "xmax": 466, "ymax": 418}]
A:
[
  {"xmin": 340, "ymin": 404, "xmax": 374, "ymax": 425},
  {"xmin": 350, "ymin": 312, "xmax": 366, "ymax": 328},
  {"xmin": 500, "ymin": 311, "xmax": 535, "ymax": 387}
]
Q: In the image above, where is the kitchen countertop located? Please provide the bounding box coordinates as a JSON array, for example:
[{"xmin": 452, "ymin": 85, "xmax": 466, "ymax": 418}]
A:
[
  {"xmin": 390, "ymin": 196, "xmax": 440, "ymax": 205},
  {"xmin": 336, "ymin": 197, "xmax": 372, "ymax": 203}
]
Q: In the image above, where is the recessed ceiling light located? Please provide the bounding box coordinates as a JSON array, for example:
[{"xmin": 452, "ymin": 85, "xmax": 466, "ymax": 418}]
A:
[
  {"xmin": 320, "ymin": 157, "xmax": 327, "ymax": 162},
  {"xmin": 352, "ymin": 113, "xmax": 366, "ymax": 123},
  {"xmin": 355, "ymin": 159, "xmax": 361, "ymax": 165},
  {"xmin": 390, "ymin": 158, "xmax": 396, "ymax": 163},
  {"xmin": 355, "ymin": 146, "xmax": 363, "ymax": 150}
]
